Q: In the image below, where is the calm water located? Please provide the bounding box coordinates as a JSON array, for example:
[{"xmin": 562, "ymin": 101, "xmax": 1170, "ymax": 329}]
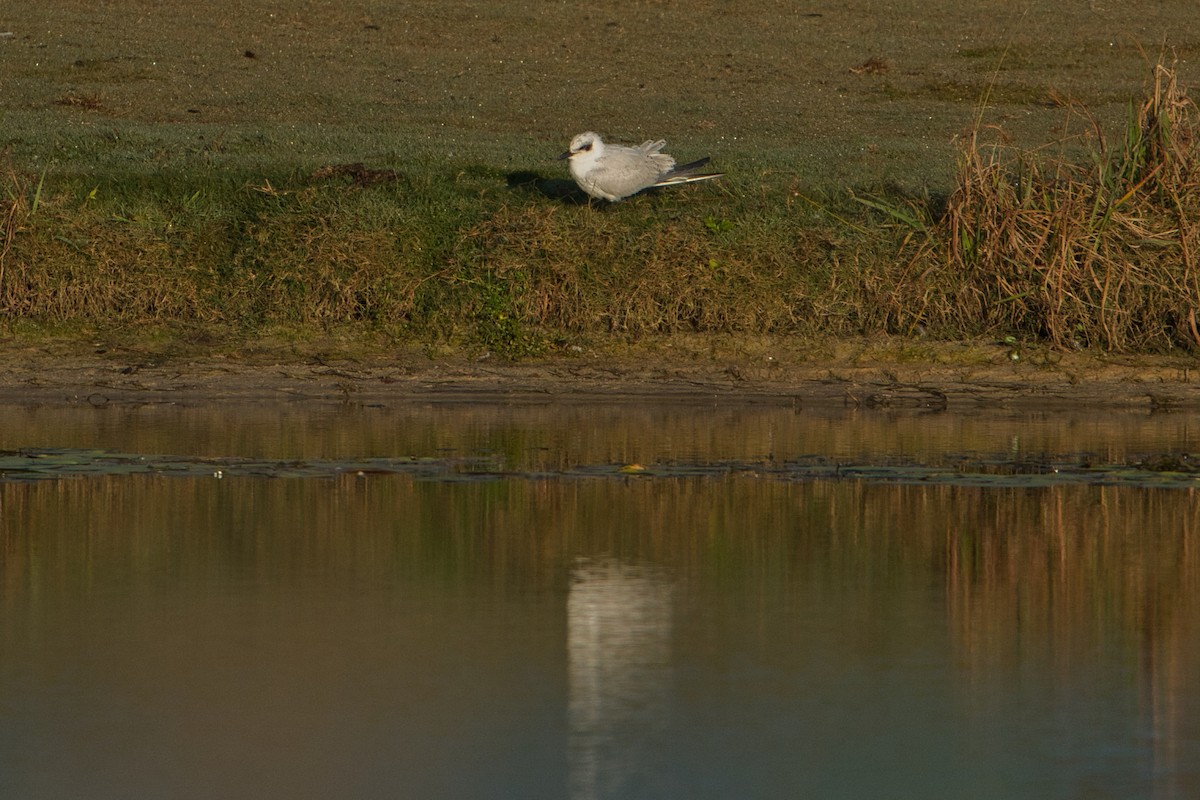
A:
[{"xmin": 2, "ymin": 401, "xmax": 1199, "ymax": 799}]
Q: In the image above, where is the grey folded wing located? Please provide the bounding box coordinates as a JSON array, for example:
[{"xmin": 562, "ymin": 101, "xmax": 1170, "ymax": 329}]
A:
[{"xmin": 591, "ymin": 150, "xmax": 677, "ymax": 198}]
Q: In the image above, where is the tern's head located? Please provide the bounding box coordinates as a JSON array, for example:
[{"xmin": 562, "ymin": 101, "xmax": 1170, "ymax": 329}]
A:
[{"xmin": 558, "ymin": 131, "xmax": 603, "ymax": 161}]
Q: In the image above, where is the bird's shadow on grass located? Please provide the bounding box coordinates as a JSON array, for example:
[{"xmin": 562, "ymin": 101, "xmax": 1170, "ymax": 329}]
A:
[
  {"xmin": 505, "ymin": 171, "xmax": 710, "ymax": 208},
  {"xmin": 506, "ymin": 171, "xmax": 594, "ymax": 205}
]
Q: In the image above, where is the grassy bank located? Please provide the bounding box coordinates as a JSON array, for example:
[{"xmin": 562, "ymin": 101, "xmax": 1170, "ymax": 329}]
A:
[{"xmin": 3, "ymin": 62, "xmax": 1198, "ymax": 359}]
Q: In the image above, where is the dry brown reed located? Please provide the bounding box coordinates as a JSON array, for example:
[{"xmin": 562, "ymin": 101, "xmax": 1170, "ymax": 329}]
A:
[{"xmin": 929, "ymin": 59, "xmax": 1200, "ymax": 350}]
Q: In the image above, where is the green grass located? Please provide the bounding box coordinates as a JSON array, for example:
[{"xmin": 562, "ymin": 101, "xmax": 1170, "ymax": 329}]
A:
[
  {"xmin": 2, "ymin": 162, "xmax": 906, "ymax": 352},
  {"xmin": 3, "ymin": 61, "xmax": 1199, "ymax": 357}
]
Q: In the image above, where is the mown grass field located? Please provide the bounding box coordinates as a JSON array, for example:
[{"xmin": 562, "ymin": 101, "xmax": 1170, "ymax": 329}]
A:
[{"xmin": 2, "ymin": 1, "xmax": 1200, "ymax": 359}]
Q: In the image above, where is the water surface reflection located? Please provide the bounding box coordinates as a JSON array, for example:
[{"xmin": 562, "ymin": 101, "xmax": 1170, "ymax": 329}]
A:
[
  {"xmin": 1, "ymin": 403, "xmax": 1199, "ymax": 798},
  {"xmin": 2, "ymin": 400, "xmax": 1198, "ymax": 467}
]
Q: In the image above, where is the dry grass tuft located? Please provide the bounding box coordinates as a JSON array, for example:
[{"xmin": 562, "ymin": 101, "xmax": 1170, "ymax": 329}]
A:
[
  {"xmin": 849, "ymin": 57, "xmax": 890, "ymax": 76},
  {"xmin": 55, "ymin": 92, "xmax": 105, "ymax": 111},
  {"xmin": 310, "ymin": 163, "xmax": 403, "ymax": 188},
  {"xmin": 929, "ymin": 59, "xmax": 1200, "ymax": 350},
  {"xmin": 1, "ymin": 166, "xmax": 42, "ymax": 315}
]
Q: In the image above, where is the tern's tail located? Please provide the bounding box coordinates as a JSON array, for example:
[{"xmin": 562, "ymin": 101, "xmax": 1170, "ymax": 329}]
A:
[{"xmin": 656, "ymin": 157, "xmax": 723, "ymax": 187}]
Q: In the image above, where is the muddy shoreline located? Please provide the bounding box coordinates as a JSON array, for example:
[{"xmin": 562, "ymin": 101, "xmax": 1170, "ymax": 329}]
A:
[{"xmin": 2, "ymin": 344, "xmax": 1196, "ymax": 411}]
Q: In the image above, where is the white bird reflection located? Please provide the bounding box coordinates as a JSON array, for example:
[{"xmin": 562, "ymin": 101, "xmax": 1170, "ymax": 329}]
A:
[{"xmin": 568, "ymin": 558, "xmax": 675, "ymax": 800}]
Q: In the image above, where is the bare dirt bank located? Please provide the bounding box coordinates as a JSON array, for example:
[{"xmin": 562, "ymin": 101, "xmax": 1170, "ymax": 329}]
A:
[{"xmin": 2, "ymin": 340, "xmax": 1196, "ymax": 411}]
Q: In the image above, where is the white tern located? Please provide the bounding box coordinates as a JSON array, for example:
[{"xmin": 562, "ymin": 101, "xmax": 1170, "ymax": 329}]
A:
[{"xmin": 558, "ymin": 132, "xmax": 722, "ymax": 201}]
